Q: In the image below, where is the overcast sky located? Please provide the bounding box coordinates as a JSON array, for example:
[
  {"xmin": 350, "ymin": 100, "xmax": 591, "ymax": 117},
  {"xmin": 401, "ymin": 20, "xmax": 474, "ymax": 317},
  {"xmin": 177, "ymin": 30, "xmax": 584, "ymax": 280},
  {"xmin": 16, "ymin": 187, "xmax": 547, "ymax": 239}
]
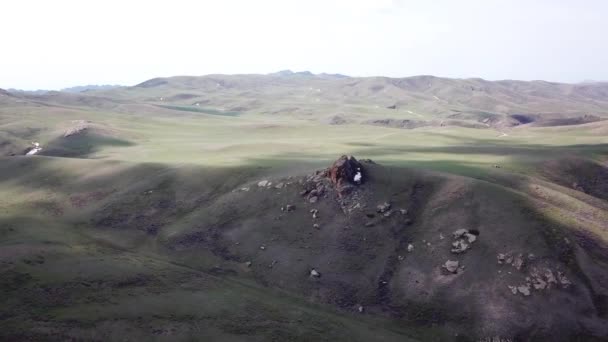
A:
[{"xmin": 2, "ymin": 0, "xmax": 606, "ymax": 89}]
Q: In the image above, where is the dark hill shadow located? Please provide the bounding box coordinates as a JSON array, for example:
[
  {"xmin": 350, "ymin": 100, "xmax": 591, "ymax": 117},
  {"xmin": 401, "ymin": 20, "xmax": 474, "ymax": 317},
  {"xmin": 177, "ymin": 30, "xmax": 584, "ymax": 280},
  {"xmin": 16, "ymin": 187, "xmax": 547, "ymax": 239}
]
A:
[{"xmin": 40, "ymin": 132, "xmax": 134, "ymax": 158}]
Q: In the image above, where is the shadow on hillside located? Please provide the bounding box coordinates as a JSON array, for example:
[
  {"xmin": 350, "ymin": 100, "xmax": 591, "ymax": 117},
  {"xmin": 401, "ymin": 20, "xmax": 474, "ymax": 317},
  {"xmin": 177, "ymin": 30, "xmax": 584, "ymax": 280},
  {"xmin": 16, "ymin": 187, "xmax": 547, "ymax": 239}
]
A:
[
  {"xmin": 40, "ymin": 133, "xmax": 134, "ymax": 158},
  {"xmin": 1, "ymin": 146, "xmax": 608, "ymax": 341}
]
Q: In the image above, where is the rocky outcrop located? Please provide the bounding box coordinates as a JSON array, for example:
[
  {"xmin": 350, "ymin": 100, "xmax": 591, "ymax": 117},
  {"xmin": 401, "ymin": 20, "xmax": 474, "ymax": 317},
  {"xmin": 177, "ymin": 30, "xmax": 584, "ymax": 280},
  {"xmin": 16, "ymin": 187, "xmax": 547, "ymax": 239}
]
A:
[
  {"xmin": 328, "ymin": 155, "xmax": 364, "ymax": 195},
  {"xmin": 63, "ymin": 120, "xmax": 90, "ymax": 137}
]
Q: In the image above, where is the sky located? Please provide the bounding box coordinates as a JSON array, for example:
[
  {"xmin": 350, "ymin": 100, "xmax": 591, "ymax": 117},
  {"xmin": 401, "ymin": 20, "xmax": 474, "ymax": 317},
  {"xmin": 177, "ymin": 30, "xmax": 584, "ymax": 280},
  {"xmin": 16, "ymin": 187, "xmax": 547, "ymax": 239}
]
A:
[{"xmin": 1, "ymin": 0, "xmax": 607, "ymax": 89}]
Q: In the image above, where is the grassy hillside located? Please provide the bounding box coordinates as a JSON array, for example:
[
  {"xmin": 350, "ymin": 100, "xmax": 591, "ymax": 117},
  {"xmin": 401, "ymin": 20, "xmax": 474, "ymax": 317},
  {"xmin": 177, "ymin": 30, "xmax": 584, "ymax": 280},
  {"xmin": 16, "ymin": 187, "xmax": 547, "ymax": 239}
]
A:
[{"xmin": 1, "ymin": 75, "xmax": 608, "ymax": 341}]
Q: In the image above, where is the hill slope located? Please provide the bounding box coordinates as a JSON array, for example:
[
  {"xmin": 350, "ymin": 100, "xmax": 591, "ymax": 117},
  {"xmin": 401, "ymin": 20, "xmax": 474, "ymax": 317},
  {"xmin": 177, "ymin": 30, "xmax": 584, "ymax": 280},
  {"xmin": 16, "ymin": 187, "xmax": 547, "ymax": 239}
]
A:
[{"xmin": 2, "ymin": 73, "xmax": 608, "ymax": 341}]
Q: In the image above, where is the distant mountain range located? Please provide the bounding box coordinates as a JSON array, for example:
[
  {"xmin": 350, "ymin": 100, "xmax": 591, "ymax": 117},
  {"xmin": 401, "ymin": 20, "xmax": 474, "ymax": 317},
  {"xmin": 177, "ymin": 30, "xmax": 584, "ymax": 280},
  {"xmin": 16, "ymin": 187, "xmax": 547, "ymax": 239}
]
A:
[{"xmin": 7, "ymin": 84, "xmax": 121, "ymax": 95}]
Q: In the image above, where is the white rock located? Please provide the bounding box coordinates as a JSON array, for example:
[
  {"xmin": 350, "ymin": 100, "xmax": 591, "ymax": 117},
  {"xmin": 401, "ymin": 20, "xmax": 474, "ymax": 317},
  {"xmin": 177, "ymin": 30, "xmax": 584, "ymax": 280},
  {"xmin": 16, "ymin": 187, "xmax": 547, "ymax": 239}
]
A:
[
  {"xmin": 517, "ymin": 285, "xmax": 531, "ymax": 296},
  {"xmin": 452, "ymin": 229, "xmax": 468, "ymax": 239},
  {"xmin": 443, "ymin": 260, "xmax": 459, "ymax": 273},
  {"xmin": 257, "ymin": 180, "xmax": 269, "ymax": 187},
  {"xmin": 353, "ymin": 171, "xmax": 362, "ymax": 184},
  {"xmin": 464, "ymin": 233, "xmax": 477, "ymax": 243},
  {"xmin": 310, "ymin": 269, "xmax": 321, "ymax": 277},
  {"xmin": 407, "ymin": 244, "xmax": 414, "ymax": 252}
]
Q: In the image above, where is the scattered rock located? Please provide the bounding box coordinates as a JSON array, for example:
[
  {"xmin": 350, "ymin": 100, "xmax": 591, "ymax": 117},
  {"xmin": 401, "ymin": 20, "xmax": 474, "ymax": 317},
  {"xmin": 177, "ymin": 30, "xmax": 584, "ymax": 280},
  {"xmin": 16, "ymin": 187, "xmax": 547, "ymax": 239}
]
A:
[
  {"xmin": 450, "ymin": 229, "xmax": 477, "ymax": 254},
  {"xmin": 309, "ymin": 196, "xmax": 318, "ymax": 204},
  {"xmin": 258, "ymin": 180, "xmax": 270, "ymax": 187},
  {"xmin": 357, "ymin": 305, "xmax": 364, "ymax": 313},
  {"xmin": 260, "ymin": 246, "xmax": 266, "ymax": 250},
  {"xmin": 407, "ymin": 244, "xmax": 414, "ymax": 252},
  {"xmin": 310, "ymin": 209, "xmax": 319, "ymax": 219},
  {"xmin": 313, "ymin": 223, "xmax": 320, "ymax": 229},
  {"xmin": 398, "ymin": 255, "xmax": 405, "ymax": 261},
  {"xmin": 64, "ymin": 121, "xmax": 90, "ymax": 137},
  {"xmin": 310, "ymin": 269, "xmax": 321, "ymax": 278},
  {"xmin": 452, "ymin": 229, "xmax": 468, "ymax": 239},
  {"xmin": 558, "ymin": 271, "xmax": 571, "ymax": 288},
  {"xmin": 497, "ymin": 253, "xmax": 506, "ymax": 264},
  {"xmin": 377, "ymin": 202, "xmax": 391, "ymax": 213},
  {"xmin": 399, "ymin": 209, "xmax": 408, "ymax": 215},
  {"xmin": 274, "ymin": 182, "xmax": 285, "ymax": 189},
  {"xmin": 531, "ymin": 270, "xmax": 548, "ymax": 290},
  {"xmin": 285, "ymin": 204, "xmax": 296, "ymax": 212},
  {"xmin": 508, "ymin": 285, "xmax": 518, "ymax": 295},
  {"xmin": 544, "ymin": 269, "xmax": 557, "ymax": 286},
  {"xmin": 245, "ymin": 261, "xmax": 252, "ymax": 267},
  {"xmin": 443, "ymin": 260, "xmax": 460, "ymax": 273},
  {"xmin": 464, "ymin": 233, "xmax": 477, "ymax": 243},
  {"xmin": 512, "ymin": 254, "xmax": 525, "ymax": 270},
  {"xmin": 383, "ymin": 210, "xmax": 392, "ymax": 217},
  {"xmin": 451, "ymin": 240, "xmax": 469, "ymax": 254},
  {"xmin": 517, "ymin": 285, "xmax": 531, "ymax": 296}
]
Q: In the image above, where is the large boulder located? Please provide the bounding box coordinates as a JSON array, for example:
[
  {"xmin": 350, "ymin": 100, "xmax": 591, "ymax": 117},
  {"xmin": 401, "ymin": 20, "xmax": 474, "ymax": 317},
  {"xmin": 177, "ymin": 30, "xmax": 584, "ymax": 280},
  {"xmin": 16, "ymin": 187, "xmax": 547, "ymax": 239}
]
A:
[{"xmin": 328, "ymin": 155, "xmax": 364, "ymax": 190}]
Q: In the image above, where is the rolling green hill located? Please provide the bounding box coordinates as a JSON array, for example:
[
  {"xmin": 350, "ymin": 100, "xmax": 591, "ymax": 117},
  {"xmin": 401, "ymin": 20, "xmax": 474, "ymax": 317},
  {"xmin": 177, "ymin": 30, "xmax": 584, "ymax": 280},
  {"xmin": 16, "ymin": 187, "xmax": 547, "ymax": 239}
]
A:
[{"xmin": 1, "ymin": 74, "xmax": 608, "ymax": 341}]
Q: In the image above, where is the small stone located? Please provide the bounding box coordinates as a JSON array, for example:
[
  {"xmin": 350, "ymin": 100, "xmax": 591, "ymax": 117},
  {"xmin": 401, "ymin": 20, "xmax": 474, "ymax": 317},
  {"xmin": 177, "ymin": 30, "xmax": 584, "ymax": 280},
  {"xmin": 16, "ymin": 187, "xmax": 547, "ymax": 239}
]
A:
[
  {"xmin": 545, "ymin": 269, "xmax": 557, "ymax": 285},
  {"xmin": 517, "ymin": 285, "xmax": 531, "ymax": 296},
  {"xmin": 451, "ymin": 240, "xmax": 469, "ymax": 254},
  {"xmin": 358, "ymin": 305, "xmax": 364, "ymax": 313},
  {"xmin": 497, "ymin": 253, "xmax": 506, "ymax": 264},
  {"xmin": 443, "ymin": 260, "xmax": 459, "ymax": 273},
  {"xmin": 399, "ymin": 209, "xmax": 408, "ymax": 215},
  {"xmin": 300, "ymin": 190, "xmax": 309, "ymax": 196},
  {"xmin": 260, "ymin": 246, "xmax": 266, "ymax": 250},
  {"xmin": 245, "ymin": 261, "xmax": 252, "ymax": 267},
  {"xmin": 512, "ymin": 254, "xmax": 524, "ymax": 270},
  {"xmin": 407, "ymin": 244, "xmax": 414, "ymax": 252},
  {"xmin": 376, "ymin": 202, "xmax": 391, "ymax": 213},
  {"xmin": 285, "ymin": 204, "xmax": 296, "ymax": 212},
  {"xmin": 439, "ymin": 233, "xmax": 445, "ymax": 240},
  {"xmin": 257, "ymin": 180, "xmax": 269, "ymax": 187},
  {"xmin": 364, "ymin": 222, "xmax": 374, "ymax": 227},
  {"xmin": 274, "ymin": 182, "xmax": 285, "ymax": 189},
  {"xmin": 531, "ymin": 270, "xmax": 547, "ymax": 290},
  {"xmin": 452, "ymin": 229, "xmax": 468, "ymax": 239},
  {"xmin": 310, "ymin": 269, "xmax": 321, "ymax": 277},
  {"xmin": 240, "ymin": 187, "xmax": 250, "ymax": 192},
  {"xmin": 508, "ymin": 285, "xmax": 518, "ymax": 295},
  {"xmin": 464, "ymin": 233, "xmax": 477, "ymax": 243},
  {"xmin": 313, "ymin": 223, "xmax": 320, "ymax": 229},
  {"xmin": 383, "ymin": 210, "xmax": 392, "ymax": 217},
  {"xmin": 398, "ymin": 255, "xmax": 405, "ymax": 261},
  {"xmin": 309, "ymin": 196, "xmax": 318, "ymax": 204},
  {"xmin": 557, "ymin": 271, "xmax": 572, "ymax": 288}
]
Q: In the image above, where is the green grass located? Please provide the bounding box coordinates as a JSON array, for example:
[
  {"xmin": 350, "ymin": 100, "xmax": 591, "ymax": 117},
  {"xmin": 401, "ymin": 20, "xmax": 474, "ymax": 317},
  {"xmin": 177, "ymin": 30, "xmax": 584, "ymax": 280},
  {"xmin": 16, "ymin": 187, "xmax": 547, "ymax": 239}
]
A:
[
  {"xmin": 2, "ymin": 85, "xmax": 608, "ymax": 341},
  {"xmin": 157, "ymin": 104, "xmax": 242, "ymax": 116}
]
